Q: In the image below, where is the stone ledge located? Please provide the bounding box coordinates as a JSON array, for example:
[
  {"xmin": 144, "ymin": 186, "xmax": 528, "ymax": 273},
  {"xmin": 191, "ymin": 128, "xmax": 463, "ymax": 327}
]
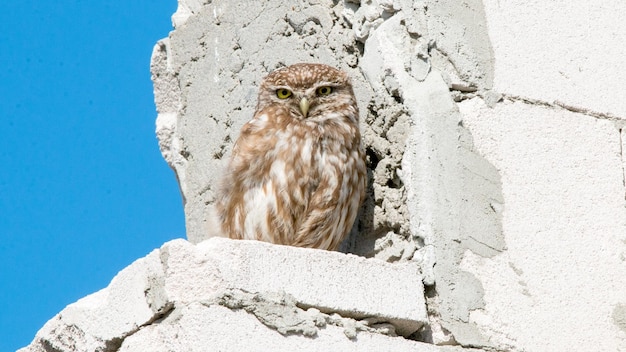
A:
[{"xmin": 163, "ymin": 237, "xmax": 428, "ymax": 337}]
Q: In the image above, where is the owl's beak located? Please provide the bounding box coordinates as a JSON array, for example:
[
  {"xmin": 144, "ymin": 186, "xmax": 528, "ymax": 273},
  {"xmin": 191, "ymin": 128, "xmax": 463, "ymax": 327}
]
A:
[{"xmin": 299, "ymin": 97, "xmax": 309, "ymax": 118}]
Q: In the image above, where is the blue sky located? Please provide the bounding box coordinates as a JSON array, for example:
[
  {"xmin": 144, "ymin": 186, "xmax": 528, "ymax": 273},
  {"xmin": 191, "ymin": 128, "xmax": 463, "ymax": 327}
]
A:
[{"xmin": 0, "ymin": 1, "xmax": 184, "ymax": 350}]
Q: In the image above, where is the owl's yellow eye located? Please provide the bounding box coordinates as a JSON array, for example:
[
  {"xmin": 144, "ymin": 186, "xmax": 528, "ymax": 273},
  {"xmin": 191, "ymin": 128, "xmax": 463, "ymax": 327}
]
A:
[
  {"xmin": 276, "ymin": 88, "xmax": 292, "ymax": 99},
  {"xmin": 316, "ymin": 86, "xmax": 333, "ymax": 96}
]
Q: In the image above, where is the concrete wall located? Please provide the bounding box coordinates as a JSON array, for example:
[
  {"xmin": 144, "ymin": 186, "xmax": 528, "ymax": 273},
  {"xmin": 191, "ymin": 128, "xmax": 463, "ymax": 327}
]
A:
[{"xmin": 21, "ymin": 0, "xmax": 626, "ymax": 351}]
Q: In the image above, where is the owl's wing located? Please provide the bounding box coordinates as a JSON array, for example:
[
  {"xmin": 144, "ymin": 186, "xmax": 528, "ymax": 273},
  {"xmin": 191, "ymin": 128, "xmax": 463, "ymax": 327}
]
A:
[
  {"xmin": 292, "ymin": 159, "xmax": 365, "ymax": 251},
  {"xmin": 227, "ymin": 113, "xmax": 278, "ymax": 174}
]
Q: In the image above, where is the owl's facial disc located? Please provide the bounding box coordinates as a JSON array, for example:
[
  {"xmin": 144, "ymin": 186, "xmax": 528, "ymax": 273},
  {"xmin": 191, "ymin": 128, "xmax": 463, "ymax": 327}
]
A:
[{"xmin": 299, "ymin": 97, "xmax": 309, "ymax": 118}]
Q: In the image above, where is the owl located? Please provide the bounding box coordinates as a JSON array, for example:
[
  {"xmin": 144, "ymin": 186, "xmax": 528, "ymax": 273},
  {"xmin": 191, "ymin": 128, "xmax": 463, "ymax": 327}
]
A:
[{"xmin": 214, "ymin": 63, "xmax": 367, "ymax": 251}]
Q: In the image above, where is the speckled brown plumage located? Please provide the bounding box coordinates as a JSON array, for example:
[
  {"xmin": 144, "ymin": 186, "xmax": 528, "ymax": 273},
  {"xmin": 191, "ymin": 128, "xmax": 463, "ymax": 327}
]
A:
[{"xmin": 214, "ymin": 63, "xmax": 366, "ymax": 250}]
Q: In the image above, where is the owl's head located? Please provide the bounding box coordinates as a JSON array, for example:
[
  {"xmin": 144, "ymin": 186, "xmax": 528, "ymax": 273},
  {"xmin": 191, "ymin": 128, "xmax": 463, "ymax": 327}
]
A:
[{"xmin": 257, "ymin": 63, "xmax": 358, "ymax": 122}]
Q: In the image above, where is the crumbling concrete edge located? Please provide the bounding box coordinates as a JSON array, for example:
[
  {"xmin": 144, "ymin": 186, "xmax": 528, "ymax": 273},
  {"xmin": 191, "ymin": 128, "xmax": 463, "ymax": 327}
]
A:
[
  {"xmin": 205, "ymin": 288, "xmax": 404, "ymax": 339},
  {"xmin": 151, "ymin": 39, "xmax": 187, "ymax": 205},
  {"xmin": 20, "ymin": 239, "xmax": 436, "ymax": 351}
]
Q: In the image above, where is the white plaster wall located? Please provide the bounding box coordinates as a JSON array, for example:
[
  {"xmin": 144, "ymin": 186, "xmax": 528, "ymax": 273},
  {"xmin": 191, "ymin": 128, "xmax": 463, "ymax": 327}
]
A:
[
  {"xmin": 459, "ymin": 98, "xmax": 626, "ymax": 351},
  {"xmin": 454, "ymin": 0, "xmax": 626, "ymax": 349},
  {"xmin": 483, "ymin": 0, "xmax": 626, "ymax": 116}
]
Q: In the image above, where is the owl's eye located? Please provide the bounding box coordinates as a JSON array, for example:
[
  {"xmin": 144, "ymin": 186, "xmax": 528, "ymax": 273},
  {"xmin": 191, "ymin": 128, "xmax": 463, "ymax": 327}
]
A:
[
  {"xmin": 316, "ymin": 86, "xmax": 333, "ymax": 96},
  {"xmin": 276, "ymin": 88, "xmax": 292, "ymax": 99}
]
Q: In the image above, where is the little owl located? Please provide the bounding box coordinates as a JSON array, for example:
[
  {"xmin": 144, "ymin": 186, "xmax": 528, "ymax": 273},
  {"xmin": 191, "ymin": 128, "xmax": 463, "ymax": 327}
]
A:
[{"xmin": 214, "ymin": 63, "xmax": 366, "ymax": 251}]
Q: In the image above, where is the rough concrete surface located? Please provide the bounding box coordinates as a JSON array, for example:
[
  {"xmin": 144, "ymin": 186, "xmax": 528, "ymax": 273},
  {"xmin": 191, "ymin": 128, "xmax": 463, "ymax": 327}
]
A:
[
  {"xmin": 21, "ymin": 0, "xmax": 626, "ymax": 350},
  {"xmin": 358, "ymin": 9, "xmax": 504, "ymax": 345},
  {"xmin": 459, "ymin": 97, "xmax": 626, "ymax": 351},
  {"xmin": 482, "ymin": 0, "xmax": 626, "ymax": 117}
]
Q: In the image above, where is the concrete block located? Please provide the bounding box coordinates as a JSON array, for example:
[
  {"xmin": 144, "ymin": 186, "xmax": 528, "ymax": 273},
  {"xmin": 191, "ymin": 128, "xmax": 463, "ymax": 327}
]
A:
[
  {"xmin": 163, "ymin": 237, "xmax": 428, "ymax": 337},
  {"xmin": 459, "ymin": 97, "xmax": 626, "ymax": 351},
  {"xmin": 482, "ymin": 0, "xmax": 626, "ymax": 117}
]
